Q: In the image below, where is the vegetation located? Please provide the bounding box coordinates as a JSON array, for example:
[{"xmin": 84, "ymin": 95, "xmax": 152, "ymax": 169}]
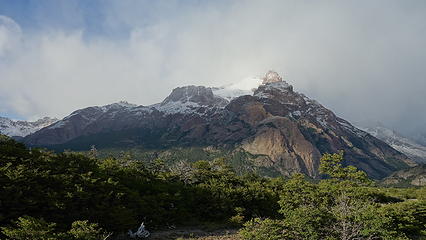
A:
[
  {"xmin": 1, "ymin": 135, "xmax": 425, "ymax": 239},
  {"xmin": 239, "ymin": 152, "xmax": 426, "ymax": 240}
]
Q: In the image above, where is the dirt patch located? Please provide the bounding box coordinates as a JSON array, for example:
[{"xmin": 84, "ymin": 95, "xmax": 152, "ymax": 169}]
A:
[{"xmin": 148, "ymin": 228, "xmax": 240, "ymax": 240}]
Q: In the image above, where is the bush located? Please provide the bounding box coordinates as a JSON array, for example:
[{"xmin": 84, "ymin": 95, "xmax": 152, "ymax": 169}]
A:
[
  {"xmin": 239, "ymin": 218, "xmax": 286, "ymax": 240},
  {"xmin": 68, "ymin": 220, "xmax": 110, "ymax": 240},
  {"xmin": 1, "ymin": 216, "xmax": 59, "ymax": 240}
]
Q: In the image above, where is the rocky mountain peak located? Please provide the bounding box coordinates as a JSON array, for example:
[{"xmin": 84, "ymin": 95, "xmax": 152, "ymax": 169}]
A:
[
  {"xmin": 157, "ymin": 85, "xmax": 228, "ymax": 115},
  {"xmin": 262, "ymin": 70, "xmax": 283, "ymax": 84},
  {"xmin": 162, "ymin": 86, "xmax": 216, "ymax": 105},
  {"xmin": 258, "ymin": 71, "xmax": 293, "ymax": 93},
  {"xmin": 161, "ymin": 85, "xmax": 228, "ymax": 107}
]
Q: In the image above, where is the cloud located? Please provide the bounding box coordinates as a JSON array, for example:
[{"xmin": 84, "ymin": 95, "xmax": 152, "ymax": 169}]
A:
[
  {"xmin": 0, "ymin": 15, "xmax": 21, "ymax": 56},
  {"xmin": 0, "ymin": 0, "xmax": 425, "ymax": 136}
]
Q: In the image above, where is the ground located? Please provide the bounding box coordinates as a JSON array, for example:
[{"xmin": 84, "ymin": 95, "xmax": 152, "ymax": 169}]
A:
[{"xmin": 149, "ymin": 228, "xmax": 240, "ymax": 240}]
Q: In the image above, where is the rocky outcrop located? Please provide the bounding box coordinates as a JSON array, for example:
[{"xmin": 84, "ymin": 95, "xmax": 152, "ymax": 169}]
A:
[
  {"xmin": 262, "ymin": 70, "xmax": 283, "ymax": 84},
  {"xmin": 241, "ymin": 117, "xmax": 321, "ymax": 177},
  {"xmin": 161, "ymin": 86, "xmax": 228, "ymax": 108}
]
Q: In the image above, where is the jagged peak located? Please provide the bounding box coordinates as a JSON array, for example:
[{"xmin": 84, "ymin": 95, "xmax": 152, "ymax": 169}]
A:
[
  {"xmin": 262, "ymin": 70, "xmax": 283, "ymax": 84},
  {"xmin": 161, "ymin": 85, "xmax": 217, "ymax": 105},
  {"xmin": 105, "ymin": 101, "xmax": 138, "ymax": 109},
  {"xmin": 259, "ymin": 70, "xmax": 293, "ymax": 91},
  {"xmin": 156, "ymin": 85, "xmax": 228, "ymax": 115}
]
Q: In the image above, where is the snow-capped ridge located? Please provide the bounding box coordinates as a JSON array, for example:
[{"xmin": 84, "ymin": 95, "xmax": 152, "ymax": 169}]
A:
[
  {"xmin": 357, "ymin": 123, "xmax": 426, "ymax": 164},
  {"xmin": 99, "ymin": 101, "xmax": 138, "ymax": 111},
  {"xmin": 0, "ymin": 116, "xmax": 58, "ymax": 137}
]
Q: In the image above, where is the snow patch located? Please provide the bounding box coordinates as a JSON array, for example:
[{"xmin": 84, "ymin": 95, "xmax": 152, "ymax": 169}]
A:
[
  {"xmin": 155, "ymin": 101, "xmax": 203, "ymax": 115},
  {"xmin": 212, "ymin": 77, "xmax": 263, "ymax": 101}
]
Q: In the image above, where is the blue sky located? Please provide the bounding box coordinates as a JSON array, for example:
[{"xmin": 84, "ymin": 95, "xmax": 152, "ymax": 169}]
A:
[
  {"xmin": 0, "ymin": 0, "xmax": 188, "ymax": 39},
  {"xmin": 0, "ymin": 0, "xmax": 425, "ymax": 135},
  {"xmin": 0, "ymin": 0, "xmax": 103, "ymax": 33}
]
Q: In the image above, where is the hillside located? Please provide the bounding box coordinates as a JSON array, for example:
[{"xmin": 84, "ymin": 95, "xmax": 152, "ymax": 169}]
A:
[{"xmin": 381, "ymin": 165, "xmax": 426, "ymax": 187}]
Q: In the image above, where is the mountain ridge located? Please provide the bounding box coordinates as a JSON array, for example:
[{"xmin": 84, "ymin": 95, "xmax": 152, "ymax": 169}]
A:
[
  {"xmin": 22, "ymin": 71, "xmax": 416, "ymax": 178},
  {"xmin": 357, "ymin": 123, "xmax": 426, "ymax": 164},
  {"xmin": 0, "ymin": 116, "xmax": 58, "ymax": 137}
]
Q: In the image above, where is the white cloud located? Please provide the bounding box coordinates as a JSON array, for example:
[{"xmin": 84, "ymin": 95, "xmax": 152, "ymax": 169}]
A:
[
  {"xmin": 0, "ymin": 15, "xmax": 22, "ymax": 56},
  {"xmin": 0, "ymin": 1, "xmax": 425, "ymax": 135}
]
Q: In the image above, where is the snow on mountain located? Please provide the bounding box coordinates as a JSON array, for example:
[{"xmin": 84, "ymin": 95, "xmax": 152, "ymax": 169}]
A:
[
  {"xmin": 156, "ymin": 85, "xmax": 228, "ymax": 116},
  {"xmin": 358, "ymin": 124, "xmax": 426, "ymax": 164},
  {"xmin": 155, "ymin": 100, "xmax": 204, "ymax": 115},
  {"xmin": 212, "ymin": 77, "xmax": 263, "ymax": 101},
  {"xmin": 0, "ymin": 116, "xmax": 58, "ymax": 137},
  {"xmin": 48, "ymin": 101, "xmax": 144, "ymax": 130},
  {"xmin": 212, "ymin": 87, "xmax": 252, "ymax": 101},
  {"xmin": 100, "ymin": 101, "xmax": 137, "ymax": 111}
]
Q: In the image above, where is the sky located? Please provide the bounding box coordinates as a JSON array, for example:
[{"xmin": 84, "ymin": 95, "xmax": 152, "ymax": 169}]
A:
[{"xmin": 0, "ymin": 0, "xmax": 425, "ymax": 136}]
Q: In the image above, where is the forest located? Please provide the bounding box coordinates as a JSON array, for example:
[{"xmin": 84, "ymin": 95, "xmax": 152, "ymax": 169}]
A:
[{"xmin": 0, "ymin": 134, "xmax": 425, "ymax": 239}]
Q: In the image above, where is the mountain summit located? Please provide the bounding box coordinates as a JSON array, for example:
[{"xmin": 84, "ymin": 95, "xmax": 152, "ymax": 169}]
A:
[
  {"xmin": 262, "ymin": 70, "xmax": 283, "ymax": 84},
  {"xmin": 23, "ymin": 72, "xmax": 415, "ymax": 178}
]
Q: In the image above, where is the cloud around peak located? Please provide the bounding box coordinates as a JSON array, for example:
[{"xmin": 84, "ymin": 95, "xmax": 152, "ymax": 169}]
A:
[{"xmin": 0, "ymin": 0, "xmax": 425, "ymax": 136}]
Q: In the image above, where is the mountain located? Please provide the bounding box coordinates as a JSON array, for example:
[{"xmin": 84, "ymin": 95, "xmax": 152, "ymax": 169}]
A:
[
  {"xmin": 23, "ymin": 71, "xmax": 415, "ymax": 179},
  {"xmin": 357, "ymin": 123, "xmax": 426, "ymax": 164},
  {"xmin": 0, "ymin": 116, "xmax": 58, "ymax": 138},
  {"xmin": 381, "ymin": 165, "xmax": 426, "ymax": 187}
]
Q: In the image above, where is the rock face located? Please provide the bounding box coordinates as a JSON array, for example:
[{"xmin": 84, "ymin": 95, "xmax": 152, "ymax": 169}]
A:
[
  {"xmin": 0, "ymin": 116, "xmax": 58, "ymax": 137},
  {"xmin": 262, "ymin": 70, "xmax": 283, "ymax": 84},
  {"xmin": 23, "ymin": 72, "xmax": 415, "ymax": 179}
]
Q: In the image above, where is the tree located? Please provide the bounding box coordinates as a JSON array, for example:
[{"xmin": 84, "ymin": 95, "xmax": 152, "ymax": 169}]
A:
[{"xmin": 319, "ymin": 151, "xmax": 371, "ymax": 185}]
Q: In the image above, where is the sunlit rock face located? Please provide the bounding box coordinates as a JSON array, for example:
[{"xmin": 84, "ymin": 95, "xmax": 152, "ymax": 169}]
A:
[
  {"xmin": 23, "ymin": 71, "xmax": 415, "ymax": 179},
  {"xmin": 262, "ymin": 70, "xmax": 283, "ymax": 84}
]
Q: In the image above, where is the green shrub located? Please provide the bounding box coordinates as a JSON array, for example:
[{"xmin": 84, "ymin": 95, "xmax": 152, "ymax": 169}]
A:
[
  {"xmin": 1, "ymin": 216, "xmax": 60, "ymax": 240},
  {"xmin": 68, "ymin": 220, "xmax": 110, "ymax": 240},
  {"xmin": 239, "ymin": 218, "xmax": 286, "ymax": 240}
]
